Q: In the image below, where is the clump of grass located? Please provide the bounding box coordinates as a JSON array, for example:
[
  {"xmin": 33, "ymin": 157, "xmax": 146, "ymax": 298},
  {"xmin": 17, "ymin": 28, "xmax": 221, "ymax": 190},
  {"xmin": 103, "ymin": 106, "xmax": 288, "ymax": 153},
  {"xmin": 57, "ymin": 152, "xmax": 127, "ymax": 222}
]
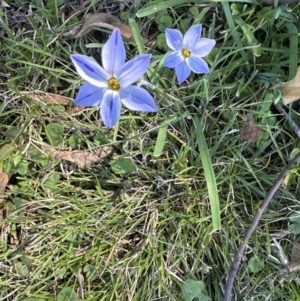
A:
[{"xmin": 1, "ymin": 0, "xmax": 300, "ymax": 300}]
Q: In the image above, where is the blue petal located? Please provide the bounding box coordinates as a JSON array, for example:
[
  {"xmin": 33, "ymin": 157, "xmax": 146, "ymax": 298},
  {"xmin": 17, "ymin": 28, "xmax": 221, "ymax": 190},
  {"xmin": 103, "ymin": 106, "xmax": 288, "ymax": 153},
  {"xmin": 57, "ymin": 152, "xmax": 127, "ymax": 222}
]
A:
[
  {"xmin": 192, "ymin": 38, "xmax": 216, "ymax": 56},
  {"xmin": 120, "ymin": 85, "xmax": 157, "ymax": 112},
  {"xmin": 100, "ymin": 90, "xmax": 121, "ymax": 128},
  {"xmin": 183, "ymin": 24, "xmax": 202, "ymax": 50},
  {"xmin": 74, "ymin": 82, "xmax": 104, "ymax": 106},
  {"xmin": 186, "ymin": 56, "xmax": 209, "ymax": 74},
  {"xmin": 175, "ymin": 60, "xmax": 191, "ymax": 84},
  {"xmin": 163, "ymin": 51, "xmax": 184, "ymax": 68},
  {"xmin": 165, "ymin": 28, "xmax": 183, "ymax": 50},
  {"xmin": 102, "ymin": 28, "xmax": 126, "ymax": 75},
  {"xmin": 70, "ymin": 54, "xmax": 110, "ymax": 88},
  {"xmin": 117, "ymin": 54, "xmax": 151, "ymax": 88}
]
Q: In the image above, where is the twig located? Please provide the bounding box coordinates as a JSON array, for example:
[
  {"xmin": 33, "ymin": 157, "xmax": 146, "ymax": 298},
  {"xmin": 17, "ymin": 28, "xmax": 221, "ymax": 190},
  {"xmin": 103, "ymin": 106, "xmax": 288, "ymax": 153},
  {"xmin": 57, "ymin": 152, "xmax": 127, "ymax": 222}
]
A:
[
  {"xmin": 223, "ymin": 151, "xmax": 300, "ymax": 301},
  {"xmin": 274, "ymin": 102, "xmax": 300, "ymax": 139}
]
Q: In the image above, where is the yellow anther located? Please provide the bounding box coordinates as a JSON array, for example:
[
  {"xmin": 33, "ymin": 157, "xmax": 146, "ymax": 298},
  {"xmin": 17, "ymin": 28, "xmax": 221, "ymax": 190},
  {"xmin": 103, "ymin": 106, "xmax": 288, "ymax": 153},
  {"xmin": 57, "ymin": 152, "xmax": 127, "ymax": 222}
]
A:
[
  {"xmin": 108, "ymin": 77, "xmax": 120, "ymax": 90},
  {"xmin": 182, "ymin": 48, "xmax": 191, "ymax": 58}
]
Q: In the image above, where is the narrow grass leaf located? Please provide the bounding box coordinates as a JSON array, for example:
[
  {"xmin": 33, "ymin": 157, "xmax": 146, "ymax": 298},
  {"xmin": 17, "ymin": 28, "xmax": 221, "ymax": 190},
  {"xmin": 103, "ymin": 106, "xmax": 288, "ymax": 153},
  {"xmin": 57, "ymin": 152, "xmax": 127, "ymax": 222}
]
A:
[
  {"xmin": 128, "ymin": 18, "xmax": 145, "ymax": 54},
  {"xmin": 233, "ymin": 16, "xmax": 261, "ymax": 57},
  {"xmin": 193, "ymin": 117, "xmax": 221, "ymax": 230},
  {"xmin": 136, "ymin": 0, "xmax": 186, "ymax": 18},
  {"xmin": 222, "ymin": 2, "xmax": 250, "ymax": 70},
  {"xmin": 214, "ymin": 0, "xmax": 256, "ymax": 3},
  {"xmin": 154, "ymin": 124, "xmax": 168, "ymax": 157},
  {"xmin": 284, "ymin": 22, "xmax": 298, "ymax": 78}
]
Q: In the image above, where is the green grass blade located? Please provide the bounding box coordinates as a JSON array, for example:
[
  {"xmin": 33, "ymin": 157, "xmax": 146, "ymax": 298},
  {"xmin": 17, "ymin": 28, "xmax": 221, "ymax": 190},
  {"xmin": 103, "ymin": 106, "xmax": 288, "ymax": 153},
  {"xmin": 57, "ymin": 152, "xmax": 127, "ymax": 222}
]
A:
[
  {"xmin": 222, "ymin": 1, "xmax": 250, "ymax": 70},
  {"xmin": 284, "ymin": 22, "xmax": 298, "ymax": 79},
  {"xmin": 136, "ymin": 0, "xmax": 187, "ymax": 18},
  {"xmin": 154, "ymin": 124, "xmax": 168, "ymax": 157},
  {"xmin": 128, "ymin": 19, "xmax": 146, "ymax": 54},
  {"xmin": 233, "ymin": 16, "xmax": 261, "ymax": 57},
  {"xmin": 193, "ymin": 117, "xmax": 221, "ymax": 230}
]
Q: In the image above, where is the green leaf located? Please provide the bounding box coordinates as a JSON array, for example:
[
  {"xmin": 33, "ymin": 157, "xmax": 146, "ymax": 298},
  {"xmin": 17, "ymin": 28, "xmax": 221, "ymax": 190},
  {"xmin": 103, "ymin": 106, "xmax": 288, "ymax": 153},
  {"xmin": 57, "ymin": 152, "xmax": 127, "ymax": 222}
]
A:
[
  {"xmin": 10, "ymin": 157, "xmax": 28, "ymax": 175},
  {"xmin": 15, "ymin": 262, "xmax": 30, "ymax": 278},
  {"xmin": 248, "ymin": 256, "xmax": 264, "ymax": 273},
  {"xmin": 181, "ymin": 279, "xmax": 209, "ymax": 301},
  {"xmin": 157, "ymin": 33, "xmax": 168, "ymax": 50},
  {"xmin": 5, "ymin": 126, "xmax": 22, "ymax": 140},
  {"xmin": 57, "ymin": 287, "xmax": 77, "ymax": 301},
  {"xmin": 27, "ymin": 146, "xmax": 50, "ymax": 166},
  {"xmin": 137, "ymin": 0, "xmax": 186, "ymax": 18},
  {"xmin": 84, "ymin": 264, "xmax": 97, "ymax": 281},
  {"xmin": 290, "ymin": 148, "xmax": 300, "ymax": 160},
  {"xmin": 158, "ymin": 15, "xmax": 172, "ymax": 32},
  {"xmin": 45, "ymin": 123, "xmax": 64, "ymax": 146},
  {"xmin": 290, "ymin": 223, "xmax": 300, "ymax": 235},
  {"xmin": 110, "ymin": 157, "xmax": 135, "ymax": 175},
  {"xmin": 120, "ymin": 12, "xmax": 129, "ymax": 20},
  {"xmin": 0, "ymin": 143, "xmax": 15, "ymax": 160},
  {"xmin": 189, "ymin": 6, "xmax": 199, "ymax": 18},
  {"xmin": 193, "ymin": 117, "xmax": 221, "ymax": 230},
  {"xmin": 68, "ymin": 134, "xmax": 80, "ymax": 149},
  {"xmin": 289, "ymin": 212, "xmax": 300, "ymax": 223},
  {"xmin": 154, "ymin": 124, "xmax": 167, "ymax": 157},
  {"xmin": 43, "ymin": 172, "xmax": 60, "ymax": 190}
]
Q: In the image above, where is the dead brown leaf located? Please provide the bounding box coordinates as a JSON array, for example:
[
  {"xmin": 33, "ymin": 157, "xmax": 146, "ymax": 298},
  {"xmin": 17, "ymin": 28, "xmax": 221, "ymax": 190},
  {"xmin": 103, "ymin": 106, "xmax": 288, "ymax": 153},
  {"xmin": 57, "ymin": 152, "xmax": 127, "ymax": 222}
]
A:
[
  {"xmin": 74, "ymin": 13, "xmax": 133, "ymax": 39},
  {"xmin": 42, "ymin": 144, "xmax": 112, "ymax": 169},
  {"xmin": 1, "ymin": 0, "xmax": 10, "ymax": 7},
  {"xmin": 272, "ymin": 66, "xmax": 300, "ymax": 105},
  {"xmin": 31, "ymin": 92, "xmax": 72, "ymax": 105},
  {"xmin": 0, "ymin": 168, "xmax": 10, "ymax": 203},
  {"xmin": 29, "ymin": 92, "xmax": 86, "ymax": 115},
  {"xmin": 240, "ymin": 114, "xmax": 263, "ymax": 143},
  {"xmin": 280, "ymin": 243, "xmax": 300, "ymax": 278}
]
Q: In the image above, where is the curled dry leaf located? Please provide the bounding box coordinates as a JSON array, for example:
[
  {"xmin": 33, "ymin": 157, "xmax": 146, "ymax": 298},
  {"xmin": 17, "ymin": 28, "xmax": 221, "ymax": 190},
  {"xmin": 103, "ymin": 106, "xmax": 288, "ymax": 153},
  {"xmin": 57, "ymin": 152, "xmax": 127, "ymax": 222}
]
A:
[
  {"xmin": 42, "ymin": 144, "xmax": 111, "ymax": 169},
  {"xmin": 280, "ymin": 243, "xmax": 300, "ymax": 278},
  {"xmin": 29, "ymin": 92, "xmax": 85, "ymax": 115},
  {"xmin": 240, "ymin": 113, "xmax": 263, "ymax": 143},
  {"xmin": 31, "ymin": 92, "xmax": 72, "ymax": 105},
  {"xmin": 1, "ymin": 0, "xmax": 10, "ymax": 8},
  {"xmin": 272, "ymin": 66, "xmax": 300, "ymax": 105},
  {"xmin": 74, "ymin": 13, "xmax": 133, "ymax": 39},
  {"xmin": 0, "ymin": 168, "xmax": 10, "ymax": 203}
]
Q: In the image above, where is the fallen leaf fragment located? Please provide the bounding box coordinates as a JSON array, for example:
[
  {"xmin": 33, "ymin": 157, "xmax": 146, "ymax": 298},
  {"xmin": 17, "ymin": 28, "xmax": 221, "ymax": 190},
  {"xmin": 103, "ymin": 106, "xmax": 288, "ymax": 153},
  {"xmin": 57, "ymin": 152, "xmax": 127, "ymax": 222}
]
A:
[
  {"xmin": 42, "ymin": 144, "xmax": 111, "ymax": 169},
  {"xmin": 28, "ymin": 92, "xmax": 86, "ymax": 115},
  {"xmin": 31, "ymin": 92, "xmax": 72, "ymax": 105},
  {"xmin": 240, "ymin": 114, "xmax": 263, "ymax": 143},
  {"xmin": 273, "ymin": 66, "xmax": 300, "ymax": 105},
  {"xmin": 1, "ymin": 0, "xmax": 10, "ymax": 7},
  {"xmin": 280, "ymin": 243, "xmax": 300, "ymax": 278},
  {"xmin": 0, "ymin": 168, "xmax": 10, "ymax": 203},
  {"xmin": 74, "ymin": 13, "xmax": 133, "ymax": 39}
]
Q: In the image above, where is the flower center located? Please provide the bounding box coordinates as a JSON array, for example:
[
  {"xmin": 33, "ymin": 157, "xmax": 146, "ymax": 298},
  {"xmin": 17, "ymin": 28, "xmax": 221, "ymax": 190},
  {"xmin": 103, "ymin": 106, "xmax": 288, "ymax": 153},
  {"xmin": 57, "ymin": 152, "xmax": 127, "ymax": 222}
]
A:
[
  {"xmin": 182, "ymin": 48, "xmax": 191, "ymax": 58},
  {"xmin": 108, "ymin": 77, "xmax": 120, "ymax": 90}
]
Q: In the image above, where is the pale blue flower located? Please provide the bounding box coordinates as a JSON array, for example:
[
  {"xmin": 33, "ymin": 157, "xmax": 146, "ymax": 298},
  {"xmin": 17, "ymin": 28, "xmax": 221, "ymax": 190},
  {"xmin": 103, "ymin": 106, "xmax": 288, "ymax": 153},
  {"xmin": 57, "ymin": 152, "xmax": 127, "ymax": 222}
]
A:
[
  {"xmin": 163, "ymin": 24, "xmax": 216, "ymax": 84},
  {"xmin": 70, "ymin": 29, "xmax": 157, "ymax": 128}
]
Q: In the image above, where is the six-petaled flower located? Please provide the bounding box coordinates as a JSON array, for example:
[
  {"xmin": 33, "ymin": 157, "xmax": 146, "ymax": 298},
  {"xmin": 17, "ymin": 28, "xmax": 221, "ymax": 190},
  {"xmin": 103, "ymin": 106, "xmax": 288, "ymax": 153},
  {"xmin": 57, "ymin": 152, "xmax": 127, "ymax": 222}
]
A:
[
  {"xmin": 70, "ymin": 28, "xmax": 157, "ymax": 128},
  {"xmin": 163, "ymin": 24, "xmax": 216, "ymax": 84}
]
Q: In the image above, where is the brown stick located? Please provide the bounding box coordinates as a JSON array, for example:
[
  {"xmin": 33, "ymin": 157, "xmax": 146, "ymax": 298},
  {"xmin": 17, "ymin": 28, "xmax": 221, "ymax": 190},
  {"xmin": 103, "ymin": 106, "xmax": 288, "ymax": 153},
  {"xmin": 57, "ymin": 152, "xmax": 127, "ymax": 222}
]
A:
[{"xmin": 223, "ymin": 151, "xmax": 300, "ymax": 301}]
